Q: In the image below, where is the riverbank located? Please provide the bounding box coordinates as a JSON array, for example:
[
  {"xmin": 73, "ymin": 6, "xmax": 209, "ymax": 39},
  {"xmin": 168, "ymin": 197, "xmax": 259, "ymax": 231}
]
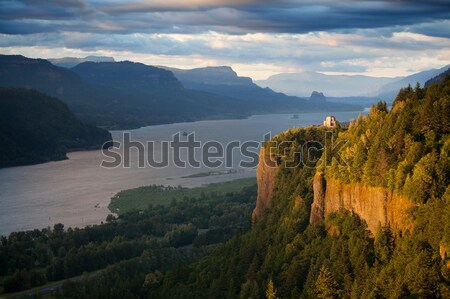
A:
[
  {"xmin": 109, "ymin": 177, "xmax": 256, "ymax": 214},
  {"xmin": 0, "ymin": 111, "xmax": 364, "ymax": 236}
]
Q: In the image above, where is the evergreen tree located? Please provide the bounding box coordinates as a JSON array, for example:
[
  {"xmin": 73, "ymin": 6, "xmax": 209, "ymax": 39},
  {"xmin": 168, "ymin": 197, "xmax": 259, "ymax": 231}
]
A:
[
  {"xmin": 315, "ymin": 266, "xmax": 339, "ymax": 299},
  {"xmin": 266, "ymin": 279, "xmax": 280, "ymax": 299}
]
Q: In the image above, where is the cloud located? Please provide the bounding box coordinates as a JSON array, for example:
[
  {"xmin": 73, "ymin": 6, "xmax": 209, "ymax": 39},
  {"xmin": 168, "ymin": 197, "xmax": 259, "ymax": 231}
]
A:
[
  {"xmin": 1, "ymin": 0, "xmax": 450, "ymax": 35},
  {"xmin": 1, "ymin": 28, "xmax": 449, "ymax": 79},
  {"xmin": 407, "ymin": 20, "xmax": 450, "ymax": 38},
  {"xmin": 0, "ymin": 0, "xmax": 449, "ymax": 79}
]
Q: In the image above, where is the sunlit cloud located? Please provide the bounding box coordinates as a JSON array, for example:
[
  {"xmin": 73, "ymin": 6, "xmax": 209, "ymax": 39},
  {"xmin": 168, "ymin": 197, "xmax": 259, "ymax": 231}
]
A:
[{"xmin": 0, "ymin": 0, "xmax": 449, "ymax": 79}]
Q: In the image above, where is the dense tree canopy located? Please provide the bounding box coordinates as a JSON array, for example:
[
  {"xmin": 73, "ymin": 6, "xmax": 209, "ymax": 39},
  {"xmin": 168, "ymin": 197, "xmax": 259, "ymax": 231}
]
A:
[
  {"xmin": 0, "ymin": 88, "xmax": 111, "ymax": 168},
  {"xmin": 1, "ymin": 78, "xmax": 449, "ymax": 298}
]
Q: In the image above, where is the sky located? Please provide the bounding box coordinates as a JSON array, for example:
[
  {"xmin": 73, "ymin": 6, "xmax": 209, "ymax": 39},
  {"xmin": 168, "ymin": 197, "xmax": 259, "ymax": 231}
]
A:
[{"xmin": 0, "ymin": 0, "xmax": 449, "ymax": 80}]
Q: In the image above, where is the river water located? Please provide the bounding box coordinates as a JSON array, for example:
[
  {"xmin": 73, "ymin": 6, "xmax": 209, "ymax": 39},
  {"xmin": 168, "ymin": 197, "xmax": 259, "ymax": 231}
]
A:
[{"xmin": 0, "ymin": 111, "xmax": 363, "ymax": 235}]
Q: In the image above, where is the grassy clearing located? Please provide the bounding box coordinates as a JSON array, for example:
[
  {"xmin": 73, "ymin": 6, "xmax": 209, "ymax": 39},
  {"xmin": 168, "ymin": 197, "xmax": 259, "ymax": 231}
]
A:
[{"xmin": 108, "ymin": 177, "xmax": 256, "ymax": 214}]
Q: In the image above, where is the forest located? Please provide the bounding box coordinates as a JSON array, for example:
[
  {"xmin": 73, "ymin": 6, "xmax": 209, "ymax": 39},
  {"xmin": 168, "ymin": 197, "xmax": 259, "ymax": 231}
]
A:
[
  {"xmin": 0, "ymin": 88, "xmax": 112, "ymax": 168},
  {"xmin": 0, "ymin": 183, "xmax": 256, "ymax": 297},
  {"xmin": 132, "ymin": 78, "xmax": 449, "ymax": 299},
  {"xmin": 1, "ymin": 78, "xmax": 449, "ymax": 298}
]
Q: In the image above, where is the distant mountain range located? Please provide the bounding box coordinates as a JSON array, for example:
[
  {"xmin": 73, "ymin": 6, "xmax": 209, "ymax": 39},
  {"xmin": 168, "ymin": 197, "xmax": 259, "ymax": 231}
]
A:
[
  {"xmin": 425, "ymin": 67, "xmax": 450, "ymax": 87},
  {"xmin": 48, "ymin": 56, "xmax": 115, "ymax": 68},
  {"xmin": 161, "ymin": 66, "xmax": 364, "ymax": 112},
  {"xmin": 257, "ymin": 72, "xmax": 395, "ymax": 98},
  {"xmin": 0, "ymin": 88, "xmax": 112, "ymax": 168},
  {"xmin": 256, "ymin": 65, "xmax": 450, "ymax": 102},
  {"xmin": 1, "ymin": 54, "xmax": 449, "ymax": 168},
  {"xmin": 49, "ymin": 55, "xmax": 450, "ymax": 106},
  {"xmin": 162, "ymin": 66, "xmax": 287, "ymax": 101},
  {"xmin": 376, "ymin": 65, "xmax": 450, "ymax": 100},
  {"xmin": 0, "ymin": 55, "xmax": 361, "ymax": 129}
]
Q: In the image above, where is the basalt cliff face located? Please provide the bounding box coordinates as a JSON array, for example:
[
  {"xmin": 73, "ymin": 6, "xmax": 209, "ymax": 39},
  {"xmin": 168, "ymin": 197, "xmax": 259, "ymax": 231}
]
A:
[
  {"xmin": 254, "ymin": 148, "xmax": 415, "ymax": 234},
  {"xmin": 309, "ymin": 173, "xmax": 415, "ymax": 234},
  {"xmin": 252, "ymin": 148, "xmax": 277, "ymax": 222},
  {"xmin": 309, "ymin": 173, "xmax": 327, "ymax": 225}
]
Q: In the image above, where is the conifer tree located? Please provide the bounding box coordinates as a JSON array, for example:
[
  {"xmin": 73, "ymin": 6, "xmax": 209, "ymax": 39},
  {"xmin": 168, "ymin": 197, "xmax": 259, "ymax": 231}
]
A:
[
  {"xmin": 315, "ymin": 265, "xmax": 339, "ymax": 299},
  {"xmin": 266, "ymin": 279, "xmax": 280, "ymax": 299}
]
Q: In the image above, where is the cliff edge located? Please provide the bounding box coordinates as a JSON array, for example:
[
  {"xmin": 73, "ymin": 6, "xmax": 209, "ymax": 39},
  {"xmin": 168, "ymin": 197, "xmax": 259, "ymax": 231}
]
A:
[
  {"xmin": 309, "ymin": 173, "xmax": 415, "ymax": 234},
  {"xmin": 252, "ymin": 147, "xmax": 277, "ymax": 222},
  {"xmin": 254, "ymin": 147, "xmax": 415, "ymax": 235}
]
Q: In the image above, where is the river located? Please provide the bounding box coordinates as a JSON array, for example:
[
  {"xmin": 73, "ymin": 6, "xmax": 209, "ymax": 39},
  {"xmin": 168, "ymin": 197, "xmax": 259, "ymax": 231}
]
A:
[{"xmin": 0, "ymin": 111, "xmax": 364, "ymax": 235}]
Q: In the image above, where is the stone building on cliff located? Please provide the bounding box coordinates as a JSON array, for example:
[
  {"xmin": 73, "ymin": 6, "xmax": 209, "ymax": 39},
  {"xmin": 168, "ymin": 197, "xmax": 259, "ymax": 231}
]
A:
[{"xmin": 323, "ymin": 116, "xmax": 337, "ymax": 127}]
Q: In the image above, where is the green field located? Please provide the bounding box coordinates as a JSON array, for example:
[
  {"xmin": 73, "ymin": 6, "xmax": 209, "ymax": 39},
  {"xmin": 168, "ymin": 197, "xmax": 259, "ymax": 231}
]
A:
[{"xmin": 108, "ymin": 177, "xmax": 256, "ymax": 214}]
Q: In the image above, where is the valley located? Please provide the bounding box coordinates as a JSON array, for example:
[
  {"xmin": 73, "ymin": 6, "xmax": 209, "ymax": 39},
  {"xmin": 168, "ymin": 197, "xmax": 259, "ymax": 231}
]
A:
[{"xmin": 0, "ymin": 10, "xmax": 449, "ymax": 296}]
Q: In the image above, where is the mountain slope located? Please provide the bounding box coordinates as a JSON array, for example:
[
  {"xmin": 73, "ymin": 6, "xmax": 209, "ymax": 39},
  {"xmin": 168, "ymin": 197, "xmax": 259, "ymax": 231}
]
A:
[
  {"xmin": 0, "ymin": 55, "xmax": 85, "ymax": 100},
  {"xmin": 0, "ymin": 88, "xmax": 112, "ymax": 168},
  {"xmin": 71, "ymin": 61, "xmax": 257, "ymax": 126},
  {"xmin": 165, "ymin": 66, "xmax": 295, "ymax": 101},
  {"xmin": 425, "ymin": 67, "xmax": 450, "ymax": 87},
  {"xmin": 48, "ymin": 56, "xmax": 115, "ymax": 68},
  {"xmin": 5, "ymin": 78, "xmax": 448, "ymax": 298},
  {"xmin": 0, "ymin": 55, "xmax": 248, "ymax": 129},
  {"xmin": 164, "ymin": 65, "xmax": 362, "ymax": 112},
  {"xmin": 0, "ymin": 55, "xmax": 362, "ymax": 130},
  {"xmin": 141, "ymin": 78, "xmax": 450, "ymax": 299},
  {"xmin": 377, "ymin": 64, "xmax": 450, "ymax": 99},
  {"xmin": 72, "ymin": 61, "xmax": 182, "ymax": 92},
  {"xmin": 257, "ymin": 65, "xmax": 450, "ymax": 103},
  {"xmin": 256, "ymin": 71, "xmax": 397, "ymax": 97}
]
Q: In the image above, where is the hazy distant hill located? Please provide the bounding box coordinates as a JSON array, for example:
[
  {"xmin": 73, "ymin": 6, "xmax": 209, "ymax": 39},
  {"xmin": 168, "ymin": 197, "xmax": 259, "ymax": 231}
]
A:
[
  {"xmin": 72, "ymin": 61, "xmax": 182, "ymax": 93},
  {"xmin": 0, "ymin": 55, "xmax": 85, "ymax": 98},
  {"xmin": 376, "ymin": 65, "xmax": 450, "ymax": 100},
  {"xmin": 425, "ymin": 67, "xmax": 450, "ymax": 87},
  {"xmin": 49, "ymin": 56, "xmax": 115, "ymax": 68},
  {"xmin": 309, "ymin": 91, "xmax": 326, "ymax": 102},
  {"xmin": 307, "ymin": 91, "xmax": 379, "ymax": 109},
  {"xmin": 0, "ymin": 88, "xmax": 112, "ymax": 168},
  {"xmin": 256, "ymin": 71, "xmax": 397, "ymax": 97},
  {"xmin": 256, "ymin": 66, "xmax": 450, "ymax": 103},
  {"xmin": 71, "ymin": 61, "xmax": 255, "ymax": 126},
  {"xmin": 164, "ymin": 65, "xmax": 362, "ymax": 112},
  {"xmin": 326, "ymin": 95, "xmax": 380, "ymax": 107},
  {"xmin": 0, "ymin": 55, "xmax": 361, "ymax": 129},
  {"xmin": 0, "ymin": 55, "xmax": 246, "ymax": 128},
  {"xmin": 164, "ymin": 66, "xmax": 287, "ymax": 101}
]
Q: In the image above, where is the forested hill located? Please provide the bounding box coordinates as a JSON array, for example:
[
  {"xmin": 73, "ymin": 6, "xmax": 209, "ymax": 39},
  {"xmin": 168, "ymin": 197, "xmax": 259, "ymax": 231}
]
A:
[
  {"xmin": 324, "ymin": 76, "xmax": 449, "ymax": 202},
  {"xmin": 136, "ymin": 77, "xmax": 450, "ymax": 298},
  {"xmin": 0, "ymin": 78, "xmax": 449, "ymax": 298},
  {"xmin": 0, "ymin": 88, "xmax": 112, "ymax": 168}
]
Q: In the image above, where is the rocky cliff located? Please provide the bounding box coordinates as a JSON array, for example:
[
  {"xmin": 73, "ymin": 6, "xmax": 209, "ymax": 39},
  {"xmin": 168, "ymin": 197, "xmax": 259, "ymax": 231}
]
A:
[
  {"xmin": 252, "ymin": 147, "xmax": 277, "ymax": 222},
  {"xmin": 254, "ymin": 147, "xmax": 415, "ymax": 234},
  {"xmin": 310, "ymin": 173, "xmax": 415, "ymax": 234},
  {"xmin": 309, "ymin": 173, "xmax": 327, "ymax": 225}
]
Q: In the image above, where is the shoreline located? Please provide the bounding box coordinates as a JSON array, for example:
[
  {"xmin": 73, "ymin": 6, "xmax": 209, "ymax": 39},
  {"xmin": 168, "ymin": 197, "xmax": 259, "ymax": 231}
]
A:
[{"xmin": 0, "ymin": 110, "xmax": 364, "ymax": 236}]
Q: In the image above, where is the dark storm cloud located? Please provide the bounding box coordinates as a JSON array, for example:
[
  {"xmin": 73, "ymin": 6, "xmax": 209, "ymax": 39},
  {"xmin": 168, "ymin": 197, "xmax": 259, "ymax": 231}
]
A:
[
  {"xmin": 408, "ymin": 20, "xmax": 450, "ymax": 38},
  {"xmin": 1, "ymin": 0, "xmax": 449, "ymax": 35}
]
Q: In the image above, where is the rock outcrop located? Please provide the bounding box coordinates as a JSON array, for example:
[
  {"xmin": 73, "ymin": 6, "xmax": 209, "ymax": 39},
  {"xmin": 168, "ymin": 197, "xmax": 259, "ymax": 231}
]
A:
[
  {"xmin": 310, "ymin": 173, "xmax": 327, "ymax": 225},
  {"xmin": 310, "ymin": 174, "xmax": 415, "ymax": 234},
  {"xmin": 254, "ymin": 150, "xmax": 415, "ymax": 234},
  {"xmin": 309, "ymin": 91, "xmax": 326, "ymax": 102},
  {"xmin": 252, "ymin": 148, "xmax": 277, "ymax": 222}
]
